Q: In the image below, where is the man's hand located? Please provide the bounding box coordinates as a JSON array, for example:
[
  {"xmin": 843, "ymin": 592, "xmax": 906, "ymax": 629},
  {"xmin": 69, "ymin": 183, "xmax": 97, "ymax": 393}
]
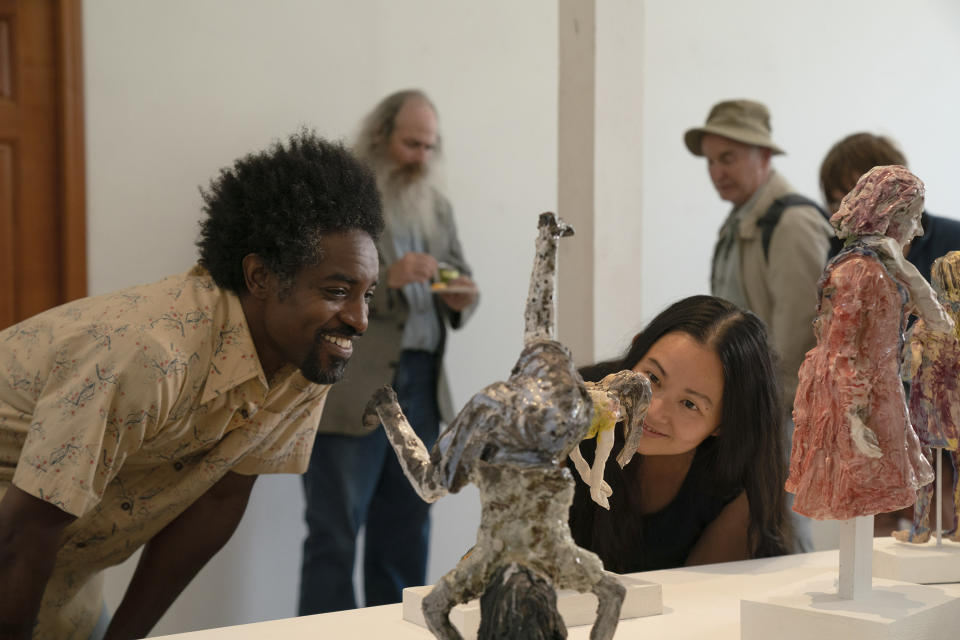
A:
[
  {"xmin": 437, "ymin": 276, "xmax": 478, "ymax": 312},
  {"xmin": 0, "ymin": 486, "xmax": 76, "ymax": 640},
  {"xmin": 387, "ymin": 252, "xmax": 439, "ymax": 288}
]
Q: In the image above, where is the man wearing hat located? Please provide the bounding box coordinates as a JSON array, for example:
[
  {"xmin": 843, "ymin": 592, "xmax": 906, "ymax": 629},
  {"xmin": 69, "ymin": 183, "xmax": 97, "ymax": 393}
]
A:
[{"xmin": 686, "ymin": 100, "xmax": 833, "ymax": 550}]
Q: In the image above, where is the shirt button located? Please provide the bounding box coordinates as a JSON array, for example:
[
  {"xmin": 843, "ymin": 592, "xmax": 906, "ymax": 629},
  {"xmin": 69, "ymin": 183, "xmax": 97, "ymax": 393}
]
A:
[
  {"xmin": 240, "ymin": 402, "xmax": 257, "ymax": 419},
  {"xmin": 121, "ymin": 501, "xmax": 132, "ymax": 511},
  {"xmin": 173, "ymin": 461, "xmax": 184, "ymax": 471}
]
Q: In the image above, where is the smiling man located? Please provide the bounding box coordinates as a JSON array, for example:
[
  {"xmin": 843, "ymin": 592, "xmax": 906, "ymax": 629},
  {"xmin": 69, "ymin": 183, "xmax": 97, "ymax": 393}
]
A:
[
  {"xmin": 299, "ymin": 90, "xmax": 479, "ymax": 615},
  {"xmin": 0, "ymin": 131, "xmax": 382, "ymax": 640}
]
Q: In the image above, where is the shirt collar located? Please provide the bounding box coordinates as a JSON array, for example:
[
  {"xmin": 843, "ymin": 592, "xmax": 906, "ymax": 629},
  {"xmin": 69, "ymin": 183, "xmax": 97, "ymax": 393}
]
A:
[{"xmin": 200, "ymin": 277, "xmax": 269, "ymax": 405}]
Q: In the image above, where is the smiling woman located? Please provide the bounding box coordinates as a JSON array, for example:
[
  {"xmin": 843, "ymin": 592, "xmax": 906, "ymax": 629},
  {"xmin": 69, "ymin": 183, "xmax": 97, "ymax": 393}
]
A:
[{"xmin": 568, "ymin": 295, "xmax": 794, "ymax": 573}]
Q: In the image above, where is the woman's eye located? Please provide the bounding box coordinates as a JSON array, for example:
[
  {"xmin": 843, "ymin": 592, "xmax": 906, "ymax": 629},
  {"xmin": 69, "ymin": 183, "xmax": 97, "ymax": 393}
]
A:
[
  {"xmin": 682, "ymin": 399, "xmax": 699, "ymax": 411},
  {"xmin": 645, "ymin": 372, "xmax": 660, "ymax": 386}
]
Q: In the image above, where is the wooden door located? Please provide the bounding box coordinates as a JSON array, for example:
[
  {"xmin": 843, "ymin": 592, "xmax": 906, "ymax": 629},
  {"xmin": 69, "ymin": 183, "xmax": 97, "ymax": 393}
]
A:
[{"xmin": 0, "ymin": 0, "xmax": 85, "ymax": 329}]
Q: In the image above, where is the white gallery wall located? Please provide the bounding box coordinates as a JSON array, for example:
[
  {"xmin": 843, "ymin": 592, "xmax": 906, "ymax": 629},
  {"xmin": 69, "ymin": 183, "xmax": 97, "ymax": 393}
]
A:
[{"xmin": 82, "ymin": 0, "xmax": 960, "ymax": 635}]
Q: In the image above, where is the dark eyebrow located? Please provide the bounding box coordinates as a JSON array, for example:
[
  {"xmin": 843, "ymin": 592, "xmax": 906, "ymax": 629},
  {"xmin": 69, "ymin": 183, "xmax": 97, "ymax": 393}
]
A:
[
  {"xmin": 647, "ymin": 357, "xmax": 666, "ymax": 377},
  {"xmin": 648, "ymin": 356, "xmax": 715, "ymax": 408},
  {"xmin": 321, "ymin": 273, "xmax": 379, "ymax": 287},
  {"xmin": 684, "ymin": 388, "xmax": 715, "ymax": 408}
]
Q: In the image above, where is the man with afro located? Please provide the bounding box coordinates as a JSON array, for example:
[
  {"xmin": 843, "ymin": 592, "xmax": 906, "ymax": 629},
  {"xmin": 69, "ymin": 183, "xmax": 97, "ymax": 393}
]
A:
[{"xmin": 0, "ymin": 131, "xmax": 382, "ymax": 640}]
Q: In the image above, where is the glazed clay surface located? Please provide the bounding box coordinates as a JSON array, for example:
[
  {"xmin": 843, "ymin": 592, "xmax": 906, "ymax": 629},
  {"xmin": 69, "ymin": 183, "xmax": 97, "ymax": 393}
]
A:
[
  {"xmin": 786, "ymin": 165, "xmax": 949, "ymax": 521},
  {"xmin": 364, "ymin": 213, "xmax": 650, "ymax": 640},
  {"xmin": 895, "ymin": 250, "xmax": 960, "ymax": 542},
  {"xmin": 788, "ymin": 247, "xmax": 933, "ymax": 520}
]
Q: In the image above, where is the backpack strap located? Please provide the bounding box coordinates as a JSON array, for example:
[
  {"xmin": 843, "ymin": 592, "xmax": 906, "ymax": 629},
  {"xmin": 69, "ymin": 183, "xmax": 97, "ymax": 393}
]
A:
[{"xmin": 757, "ymin": 194, "xmax": 841, "ymax": 261}]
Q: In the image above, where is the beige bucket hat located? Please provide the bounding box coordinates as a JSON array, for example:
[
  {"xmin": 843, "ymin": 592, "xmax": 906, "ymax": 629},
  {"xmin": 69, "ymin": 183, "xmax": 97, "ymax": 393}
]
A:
[{"xmin": 684, "ymin": 99, "xmax": 785, "ymax": 156}]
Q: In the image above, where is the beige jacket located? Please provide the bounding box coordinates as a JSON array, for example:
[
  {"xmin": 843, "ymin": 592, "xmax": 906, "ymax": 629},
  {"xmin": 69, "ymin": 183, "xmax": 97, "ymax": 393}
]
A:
[{"xmin": 715, "ymin": 171, "xmax": 834, "ymax": 408}]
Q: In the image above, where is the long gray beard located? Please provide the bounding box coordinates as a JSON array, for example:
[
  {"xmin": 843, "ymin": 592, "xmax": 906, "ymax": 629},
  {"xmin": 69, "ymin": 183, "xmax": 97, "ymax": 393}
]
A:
[{"xmin": 375, "ymin": 159, "xmax": 440, "ymax": 240}]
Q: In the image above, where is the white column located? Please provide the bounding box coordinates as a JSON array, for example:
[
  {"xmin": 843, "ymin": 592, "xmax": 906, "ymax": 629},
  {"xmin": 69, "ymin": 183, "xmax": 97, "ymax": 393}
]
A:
[{"xmin": 557, "ymin": 0, "xmax": 645, "ymax": 365}]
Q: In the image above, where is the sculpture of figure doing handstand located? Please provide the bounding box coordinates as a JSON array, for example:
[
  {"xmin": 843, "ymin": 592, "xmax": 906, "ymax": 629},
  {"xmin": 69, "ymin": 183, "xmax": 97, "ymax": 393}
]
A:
[{"xmin": 363, "ymin": 213, "xmax": 651, "ymax": 640}]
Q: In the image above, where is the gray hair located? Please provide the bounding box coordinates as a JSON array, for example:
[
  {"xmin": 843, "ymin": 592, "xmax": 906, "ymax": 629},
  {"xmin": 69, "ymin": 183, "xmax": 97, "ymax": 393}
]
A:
[{"xmin": 354, "ymin": 89, "xmax": 441, "ymax": 165}]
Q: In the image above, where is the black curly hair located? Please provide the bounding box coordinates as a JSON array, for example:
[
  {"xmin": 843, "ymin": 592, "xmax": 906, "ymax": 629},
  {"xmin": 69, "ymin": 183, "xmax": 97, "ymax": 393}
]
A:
[{"xmin": 197, "ymin": 129, "xmax": 383, "ymax": 294}]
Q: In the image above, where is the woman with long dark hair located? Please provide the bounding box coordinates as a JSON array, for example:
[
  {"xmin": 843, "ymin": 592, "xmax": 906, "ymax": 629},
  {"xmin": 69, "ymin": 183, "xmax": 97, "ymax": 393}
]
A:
[{"xmin": 569, "ymin": 295, "xmax": 793, "ymax": 573}]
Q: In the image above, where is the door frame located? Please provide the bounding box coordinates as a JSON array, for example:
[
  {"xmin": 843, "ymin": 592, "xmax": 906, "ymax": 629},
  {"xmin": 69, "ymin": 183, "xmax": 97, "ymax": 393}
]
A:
[{"xmin": 58, "ymin": 0, "xmax": 86, "ymax": 300}]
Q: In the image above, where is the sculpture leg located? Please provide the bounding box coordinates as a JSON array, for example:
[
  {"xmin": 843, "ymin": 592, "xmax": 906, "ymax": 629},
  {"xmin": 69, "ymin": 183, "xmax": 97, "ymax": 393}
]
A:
[
  {"xmin": 554, "ymin": 542, "xmax": 624, "ymax": 640},
  {"xmin": 422, "ymin": 548, "xmax": 493, "ymax": 640},
  {"xmin": 590, "ymin": 428, "xmax": 615, "ymax": 509},
  {"xmin": 363, "ymin": 385, "xmax": 447, "ymax": 503},
  {"xmin": 893, "ymin": 447, "xmax": 934, "ymax": 543},
  {"xmin": 524, "ymin": 212, "xmax": 574, "ymax": 346},
  {"xmin": 949, "ymin": 450, "xmax": 960, "ymax": 539}
]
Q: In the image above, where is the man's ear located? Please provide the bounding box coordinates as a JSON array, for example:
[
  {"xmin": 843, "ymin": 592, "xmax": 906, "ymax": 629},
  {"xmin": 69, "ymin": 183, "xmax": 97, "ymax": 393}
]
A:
[{"xmin": 242, "ymin": 254, "xmax": 272, "ymax": 300}]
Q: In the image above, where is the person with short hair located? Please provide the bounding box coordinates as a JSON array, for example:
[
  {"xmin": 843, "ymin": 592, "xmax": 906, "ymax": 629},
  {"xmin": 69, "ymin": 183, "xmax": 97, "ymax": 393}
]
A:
[
  {"xmin": 298, "ymin": 90, "xmax": 478, "ymax": 614},
  {"xmin": 820, "ymin": 132, "xmax": 960, "ymax": 282},
  {"xmin": 0, "ymin": 131, "xmax": 383, "ymax": 640}
]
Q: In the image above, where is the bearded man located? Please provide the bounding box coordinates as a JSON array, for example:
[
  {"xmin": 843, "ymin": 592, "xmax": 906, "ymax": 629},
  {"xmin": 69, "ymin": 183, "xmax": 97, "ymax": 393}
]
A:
[{"xmin": 298, "ymin": 90, "xmax": 479, "ymax": 614}]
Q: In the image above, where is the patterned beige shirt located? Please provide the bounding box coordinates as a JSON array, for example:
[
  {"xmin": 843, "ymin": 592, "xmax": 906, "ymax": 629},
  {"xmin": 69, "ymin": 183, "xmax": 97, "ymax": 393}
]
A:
[{"xmin": 0, "ymin": 266, "xmax": 328, "ymax": 639}]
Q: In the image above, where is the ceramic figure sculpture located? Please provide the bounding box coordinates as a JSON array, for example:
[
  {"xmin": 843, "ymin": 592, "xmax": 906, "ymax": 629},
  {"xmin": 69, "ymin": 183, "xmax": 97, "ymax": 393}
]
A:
[
  {"xmin": 363, "ymin": 213, "xmax": 651, "ymax": 640},
  {"xmin": 894, "ymin": 251, "xmax": 960, "ymax": 542},
  {"xmin": 787, "ymin": 165, "xmax": 953, "ymax": 521}
]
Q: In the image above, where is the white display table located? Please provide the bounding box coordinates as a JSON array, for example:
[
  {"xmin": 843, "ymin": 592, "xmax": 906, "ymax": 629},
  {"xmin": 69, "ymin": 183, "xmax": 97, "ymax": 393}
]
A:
[{"xmin": 153, "ymin": 550, "xmax": 960, "ymax": 639}]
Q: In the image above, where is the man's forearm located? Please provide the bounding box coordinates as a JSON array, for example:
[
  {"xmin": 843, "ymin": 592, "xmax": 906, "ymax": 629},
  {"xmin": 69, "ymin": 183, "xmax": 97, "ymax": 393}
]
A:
[
  {"xmin": 0, "ymin": 541, "xmax": 59, "ymax": 640},
  {"xmin": 0, "ymin": 487, "xmax": 76, "ymax": 640},
  {"xmin": 104, "ymin": 473, "xmax": 257, "ymax": 640}
]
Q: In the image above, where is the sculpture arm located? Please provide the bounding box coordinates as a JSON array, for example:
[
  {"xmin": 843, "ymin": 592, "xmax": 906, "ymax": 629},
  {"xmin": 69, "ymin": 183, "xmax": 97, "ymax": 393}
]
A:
[
  {"xmin": 363, "ymin": 386, "xmax": 447, "ymax": 503},
  {"xmin": 874, "ymin": 235, "xmax": 954, "ymax": 333},
  {"xmin": 825, "ymin": 257, "xmax": 887, "ymax": 458}
]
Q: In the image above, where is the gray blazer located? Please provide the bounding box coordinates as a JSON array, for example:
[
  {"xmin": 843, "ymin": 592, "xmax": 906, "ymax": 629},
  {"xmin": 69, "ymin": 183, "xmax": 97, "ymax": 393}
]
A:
[{"xmin": 318, "ymin": 192, "xmax": 477, "ymax": 435}]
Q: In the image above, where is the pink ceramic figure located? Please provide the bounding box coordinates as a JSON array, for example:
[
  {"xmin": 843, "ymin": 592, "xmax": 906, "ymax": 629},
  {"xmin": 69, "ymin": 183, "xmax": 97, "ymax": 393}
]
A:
[
  {"xmin": 786, "ymin": 165, "xmax": 953, "ymax": 520},
  {"xmin": 895, "ymin": 251, "xmax": 960, "ymax": 542}
]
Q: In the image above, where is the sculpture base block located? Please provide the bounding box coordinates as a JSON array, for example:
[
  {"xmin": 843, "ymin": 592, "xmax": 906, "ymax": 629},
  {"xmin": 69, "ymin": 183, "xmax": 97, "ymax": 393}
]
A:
[
  {"xmin": 402, "ymin": 573, "xmax": 661, "ymax": 639},
  {"xmin": 740, "ymin": 574, "xmax": 960, "ymax": 640},
  {"xmin": 873, "ymin": 535, "xmax": 960, "ymax": 584}
]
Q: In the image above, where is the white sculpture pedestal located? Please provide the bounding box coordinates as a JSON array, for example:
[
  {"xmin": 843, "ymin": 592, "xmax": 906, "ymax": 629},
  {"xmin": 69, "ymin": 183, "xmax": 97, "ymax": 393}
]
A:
[
  {"xmin": 742, "ymin": 517, "xmax": 960, "ymax": 639},
  {"xmin": 402, "ymin": 573, "xmax": 661, "ymax": 640},
  {"xmin": 740, "ymin": 574, "xmax": 960, "ymax": 639},
  {"xmin": 874, "ymin": 536, "xmax": 960, "ymax": 584}
]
